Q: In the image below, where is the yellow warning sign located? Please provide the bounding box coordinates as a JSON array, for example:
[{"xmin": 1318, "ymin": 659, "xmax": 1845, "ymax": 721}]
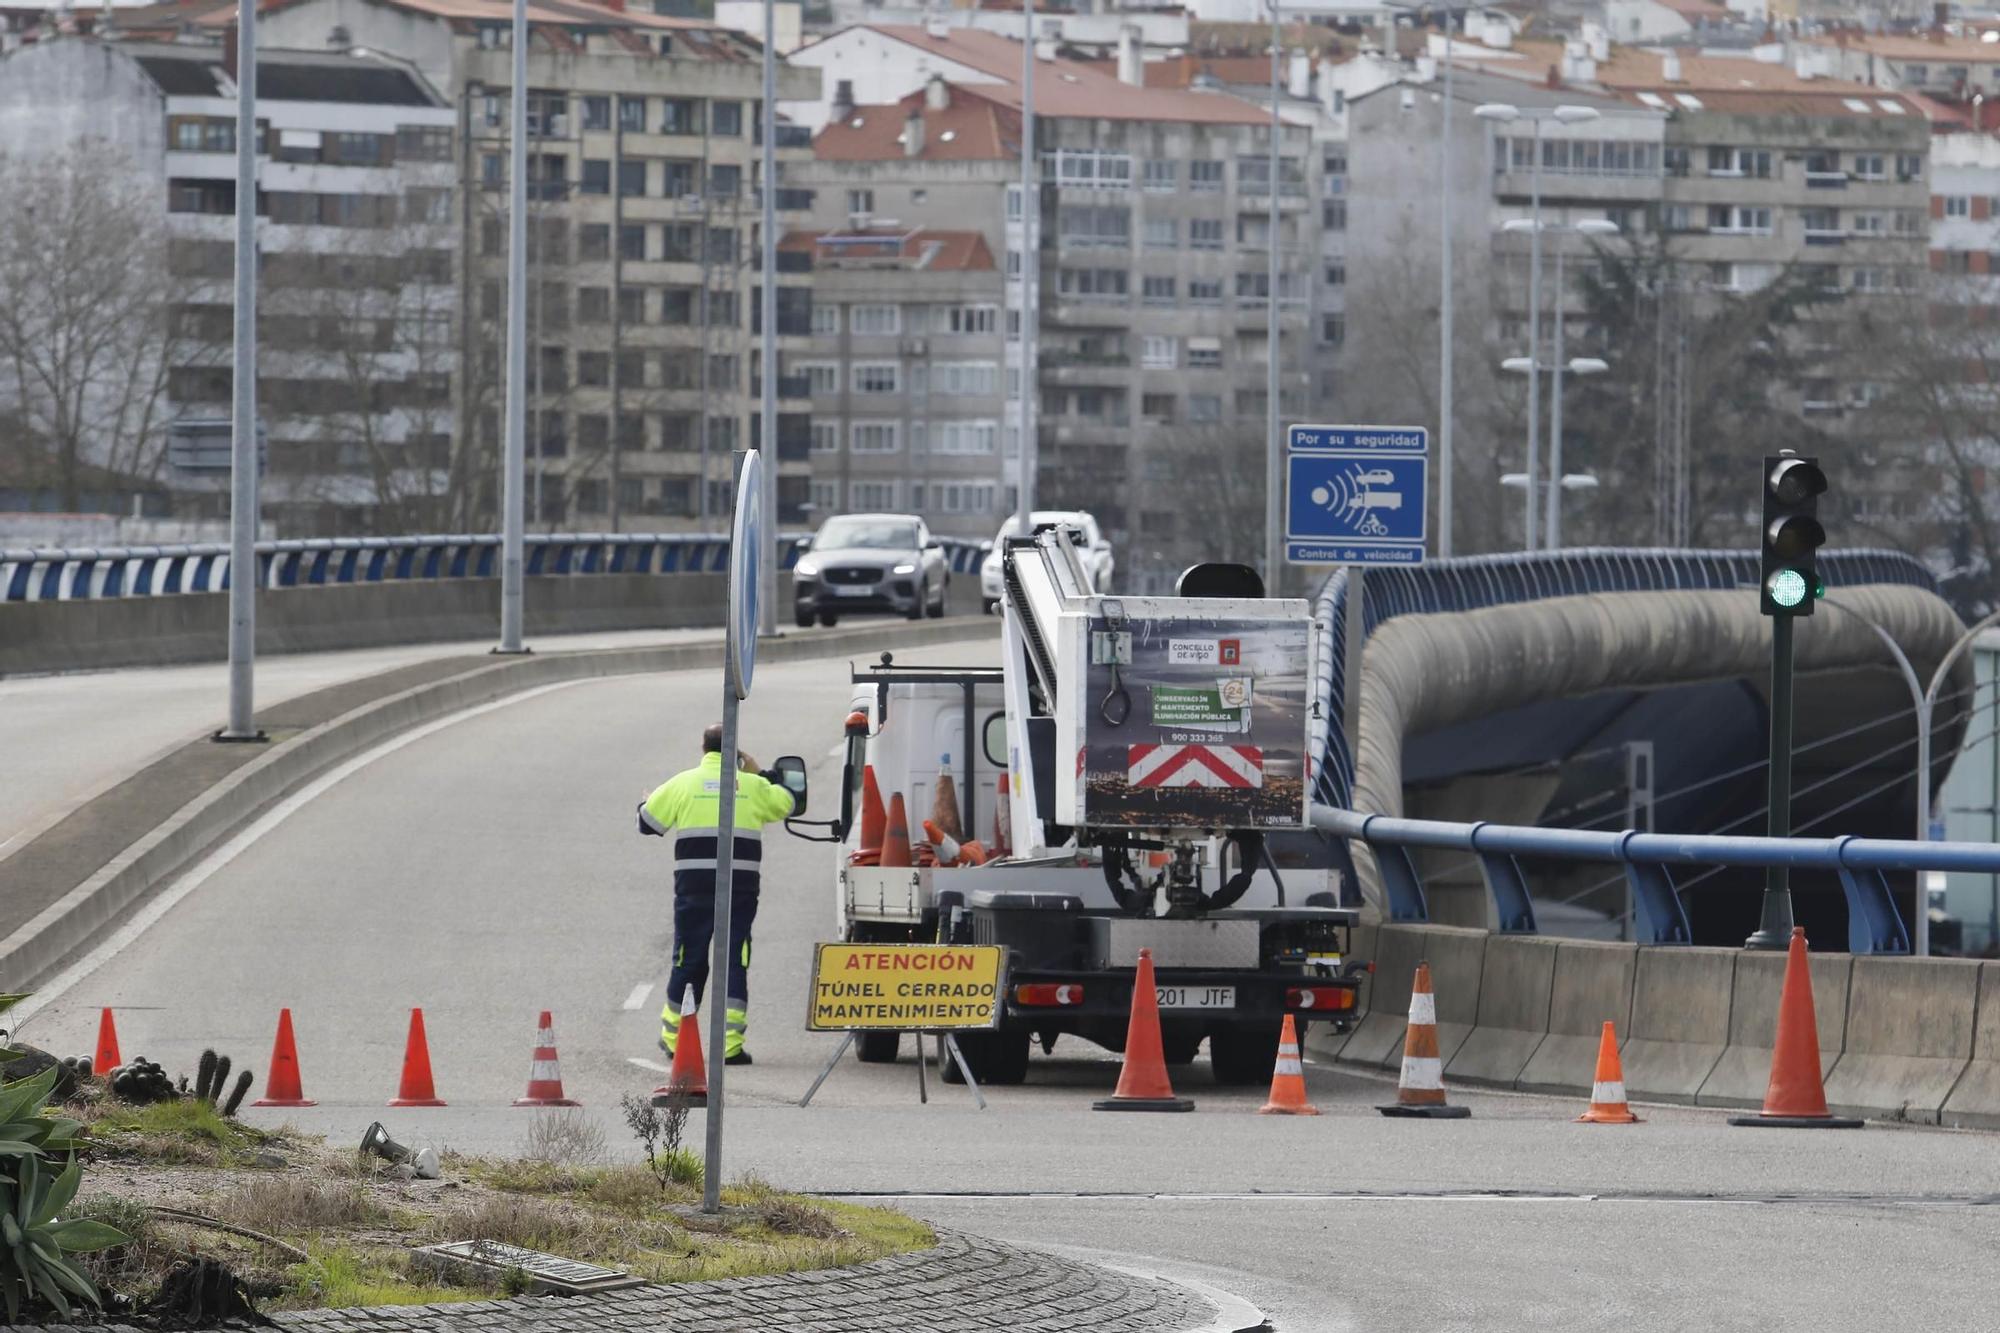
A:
[{"xmin": 807, "ymin": 943, "xmax": 1006, "ymax": 1031}]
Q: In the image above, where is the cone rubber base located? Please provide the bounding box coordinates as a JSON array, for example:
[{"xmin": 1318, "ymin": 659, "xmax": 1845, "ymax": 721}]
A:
[
  {"xmin": 1093, "ymin": 1095, "xmax": 1195, "ymax": 1112},
  {"xmin": 1259, "ymin": 1104, "xmax": 1321, "ymax": 1116},
  {"xmin": 1577, "ymin": 1111, "xmax": 1641, "ymax": 1124},
  {"xmin": 251, "ymin": 1097, "xmax": 317, "ymax": 1108},
  {"xmin": 1728, "ymin": 1113, "xmax": 1862, "ymax": 1129},
  {"xmin": 652, "ymin": 1090, "xmax": 707, "ymax": 1108},
  {"xmin": 513, "ymin": 1096, "xmax": 581, "ymax": 1107},
  {"xmin": 388, "ymin": 1097, "xmax": 447, "ymax": 1108},
  {"xmin": 1378, "ymin": 1103, "xmax": 1471, "ymax": 1118}
]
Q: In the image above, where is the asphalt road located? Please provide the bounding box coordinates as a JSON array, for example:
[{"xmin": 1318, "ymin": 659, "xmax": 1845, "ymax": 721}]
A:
[{"xmin": 20, "ymin": 633, "xmax": 2000, "ymax": 1330}]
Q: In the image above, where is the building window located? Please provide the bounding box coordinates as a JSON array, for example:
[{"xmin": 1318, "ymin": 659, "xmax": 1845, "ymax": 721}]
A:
[
  {"xmin": 660, "ymin": 99, "xmax": 702, "ymax": 135},
  {"xmin": 1853, "ymin": 154, "xmax": 1887, "ymax": 181},
  {"xmin": 947, "ymin": 304, "xmax": 998, "ymax": 334},
  {"xmin": 853, "ymin": 362, "xmax": 899, "ymax": 394},
  {"xmin": 1708, "ymin": 205, "xmax": 1772, "ymax": 235},
  {"xmin": 1323, "ymin": 199, "xmax": 1347, "ymax": 231},
  {"xmin": 1056, "ymin": 268, "xmax": 1128, "ymax": 299},
  {"xmin": 1706, "ymin": 146, "xmax": 1772, "ymax": 179},
  {"xmin": 1143, "ymin": 217, "xmax": 1177, "ymax": 249},
  {"xmin": 1897, "ymin": 153, "xmax": 1924, "ymax": 182},
  {"xmin": 1186, "ymin": 338, "xmax": 1222, "ymax": 368},
  {"xmin": 1044, "ymin": 148, "xmax": 1133, "ymax": 189},
  {"xmin": 1140, "ymin": 335, "xmax": 1175, "ymax": 369},
  {"xmin": 1801, "ymin": 207, "xmax": 1840, "ymax": 239},
  {"xmin": 580, "ymin": 159, "xmax": 610, "ymax": 195},
  {"xmin": 848, "ymin": 188, "xmax": 875, "ymax": 217},
  {"xmin": 850, "ymin": 421, "xmax": 899, "ymax": 454},
  {"xmin": 1945, "ymin": 195, "xmax": 1972, "ymax": 218},
  {"xmin": 850, "ymin": 480, "xmax": 899, "ymax": 509},
  {"xmin": 580, "ymin": 224, "xmax": 610, "ymax": 261},
  {"xmin": 711, "ymin": 101, "xmax": 742, "ymax": 137},
  {"xmin": 1058, "ymin": 204, "xmax": 1131, "ymax": 247},
  {"xmin": 810, "ymin": 480, "xmax": 840, "ymax": 512},
  {"xmin": 1142, "ymin": 275, "xmax": 1176, "ymax": 305},
  {"xmin": 1188, "ymin": 393, "xmax": 1222, "ymax": 422},
  {"xmin": 581, "ymin": 95, "xmax": 611, "ymax": 131},
  {"xmin": 618, "ymin": 159, "xmax": 647, "ymax": 196},
  {"xmin": 619, "ymin": 96, "xmax": 647, "ymax": 132},
  {"xmin": 1188, "ymin": 219, "xmax": 1224, "ymax": 250},
  {"xmin": 811, "ymin": 304, "xmax": 840, "ymax": 335},
  {"xmin": 1143, "ymin": 159, "xmax": 1176, "ymax": 192},
  {"xmin": 1188, "ymin": 160, "xmax": 1224, "ymax": 193},
  {"xmin": 1324, "ymin": 262, "xmax": 1346, "ymax": 286},
  {"xmin": 1320, "ymin": 315, "xmax": 1346, "ymax": 346},
  {"xmin": 934, "ymin": 361, "xmax": 998, "ymax": 395},
  {"xmin": 799, "ymin": 362, "xmax": 839, "ymax": 395},
  {"xmin": 619, "ymin": 224, "xmax": 647, "ymax": 260},
  {"xmin": 811, "ymin": 422, "xmax": 841, "ymax": 454},
  {"xmin": 851, "ymin": 303, "xmax": 899, "ymax": 335},
  {"xmin": 1188, "ymin": 279, "xmax": 1223, "ymax": 305},
  {"xmin": 578, "ymin": 351, "xmax": 609, "ymax": 387},
  {"xmin": 935, "ymin": 421, "xmax": 997, "ymax": 455},
  {"xmin": 1141, "ymin": 392, "xmax": 1176, "ymax": 422}
]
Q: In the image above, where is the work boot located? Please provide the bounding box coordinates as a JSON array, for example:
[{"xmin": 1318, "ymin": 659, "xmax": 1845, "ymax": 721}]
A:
[
  {"xmin": 725, "ymin": 1051, "xmax": 753, "ymax": 1067},
  {"xmin": 658, "ymin": 1036, "xmax": 675, "ymax": 1060}
]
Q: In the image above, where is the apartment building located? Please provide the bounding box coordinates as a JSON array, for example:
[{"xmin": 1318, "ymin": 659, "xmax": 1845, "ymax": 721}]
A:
[
  {"xmin": 260, "ymin": 0, "xmax": 823, "ymax": 529},
  {"xmin": 1796, "ymin": 29, "xmax": 2000, "ymax": 100},
  {"xmin": 0, "ymin": 37, "xmax": 459, "ymax": 533},
  {"xmin": 783, "ymin": 227, "xmax": 1006, "ymax": 537},
  {"xmin": 790, "ymin": 24, "xmax": 1311, "ymax": 587},
  {"xmin": 1930, "ymin": 120, "xmax": 2000, "ymax": 290}
]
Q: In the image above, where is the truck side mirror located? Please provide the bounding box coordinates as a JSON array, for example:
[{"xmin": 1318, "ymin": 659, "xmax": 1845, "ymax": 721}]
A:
[{"xmin": 771, "ymin": 755, "xmax": 809, "ymax": 812}]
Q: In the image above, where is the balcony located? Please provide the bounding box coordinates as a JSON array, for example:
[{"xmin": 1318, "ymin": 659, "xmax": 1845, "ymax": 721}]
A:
[
  {"xmin": 1806, "ymin": 171, "xmax": 1848, "ymax": 190},
  {"xmin": 1804, "ymin": 229, "xmax": 1845, "ymax": 247}
]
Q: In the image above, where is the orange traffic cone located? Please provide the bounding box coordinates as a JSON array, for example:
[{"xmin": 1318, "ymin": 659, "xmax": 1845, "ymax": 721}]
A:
[
  {"xmin": 93, "ymin": 1008, "xmax": 122, "ymax": 1074},
  {"xmin": 1378, "ymin": 962, "xmax": 1470, "ymax": 1118},
  {"xmin": 1576, "ymin": 1021, "xmax": 1641, "ymax": 1124},
  {"xmin": 1259, "ymin": 1014, "xmax": 1320, "ymax": 1116},
  {"xmin": 880, "ymin": 792, "xmax": 914, "ymax": 868},
  {"xmin": 922, "ymin": 819, "xmax": 962, "ymax": 866},
  {"xmin": 1730, "ymin": 927, "xmax": 1862, "ymax": 1129},
  {"xmin": 251, "ymin": 1008, "xmax": 317, "ymax": 1108},
  {"xmin": 513, "ymin": 1010, "xmax": 581, "ymax": 1107},
  {"xmin": 850, "ymin": 765, "xmax": 887, "ymax": 867},
  {"xmin": 1094, "ymin": 949, "xmax": 1194, "ymax": 1112},
  {"xmin": 652, "ymin": 986, "xmax": 709, "ymax": 1108},
  {"xmin": 956, "ymin": 839, "xmax": 990, "ymax": 866},
  {"xmin": 931, "ymin": 775, "xmax": 964, "ymax": 842},
  {"xmin": 388, "ymin": 1008, "xmax": 447, "ymax": 1107}
]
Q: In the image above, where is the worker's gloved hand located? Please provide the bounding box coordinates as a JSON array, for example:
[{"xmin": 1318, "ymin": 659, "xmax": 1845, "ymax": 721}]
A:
[
  {"xmin": 636, "ymin": 802, "xmax": 663, "ymax": 836},
  {"xmin": 737, "ymin": 752, "xmax": 760, "ymax": 773}
]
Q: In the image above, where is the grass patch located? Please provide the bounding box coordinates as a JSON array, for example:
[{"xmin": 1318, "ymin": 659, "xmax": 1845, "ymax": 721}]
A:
[
  {"xmin": 86, "ymin": 1097, "xmax": 274, "ymax": 1166},
  {"xmin": 212, "ymin": 1177, "xmax": 388, "ymax": 1236},
  {"xmin": 280, "ymin": 1246, "xmax": 490, "ymax": 1311}
]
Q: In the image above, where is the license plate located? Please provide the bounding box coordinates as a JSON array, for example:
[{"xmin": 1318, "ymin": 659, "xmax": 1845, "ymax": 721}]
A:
[
  {"xmin": 1156, "ymin": 985, "xmax": 1234, "ymax": 1010},
  {"xmin": 834, "ymin": 584, "xmax": 876, "ymax": 597}
]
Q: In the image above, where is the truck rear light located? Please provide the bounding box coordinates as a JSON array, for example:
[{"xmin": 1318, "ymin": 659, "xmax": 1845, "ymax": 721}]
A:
[
  {"xmin": 1286, "ymin": 986, "xmax": 1353, "ymax": 1012},
  {"xmin": 1014, "ymin": 983, "xmax": 1084, "ymax": 1007}
]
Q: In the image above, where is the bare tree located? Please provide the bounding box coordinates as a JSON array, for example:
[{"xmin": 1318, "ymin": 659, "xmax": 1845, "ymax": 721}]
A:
[{"xmin": 0, "ymin": 145, "xmax": 179, "ymax": 507}]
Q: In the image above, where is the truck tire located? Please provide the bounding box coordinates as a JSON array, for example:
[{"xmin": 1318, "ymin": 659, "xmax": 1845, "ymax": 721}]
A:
[
  {"xmin": 1208, "ymin": 1026, "xmax": 1282, "ymax": 1087},
  {"xmin": 855, "ymin": 1032, "xmax": 900, "ymax": 1064},
  {"xmin": 943, "ymin": 1030, "xmax": 1030, "ymax": 1085}
]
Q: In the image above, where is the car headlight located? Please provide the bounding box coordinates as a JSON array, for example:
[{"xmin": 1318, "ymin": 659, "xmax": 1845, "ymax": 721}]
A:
[
  {"xmin": 893, "ymin": 563, "xmax": 918, "ymax": 575},
  {"xmin": 794, "ymin": 558, "xmax": 820, "ymax": 578}
]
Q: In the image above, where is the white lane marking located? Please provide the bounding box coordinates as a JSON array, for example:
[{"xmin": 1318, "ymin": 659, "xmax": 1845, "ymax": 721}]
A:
[
  {"xmin": 627, "ymin": 1057, "xmax": 673, "ymax": 1074},
  {"xmin": 10, "ymin": 680, "xmax": 594, "ymax": 1029},
  {"xmin": 622, "ymin": 982, "xmax": 654, "ymax": 1011}
]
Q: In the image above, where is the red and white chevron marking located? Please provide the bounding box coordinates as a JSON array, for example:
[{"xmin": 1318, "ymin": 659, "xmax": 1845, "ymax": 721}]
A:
[{"xmin": 1127, "ymin": 744, "xmax": 1264, "ymax": 790}]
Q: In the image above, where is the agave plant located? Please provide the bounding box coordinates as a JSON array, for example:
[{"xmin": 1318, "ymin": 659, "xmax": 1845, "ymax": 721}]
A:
[{"xmin": 0, "ymin": 1000, "xmax": 127, "ymax": 1320}]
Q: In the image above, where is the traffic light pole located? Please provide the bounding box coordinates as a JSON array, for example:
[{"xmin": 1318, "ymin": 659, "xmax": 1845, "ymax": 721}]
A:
[{"xmin": 1747, "ymin": 611, "xmax": 1796, "ymax": 950}]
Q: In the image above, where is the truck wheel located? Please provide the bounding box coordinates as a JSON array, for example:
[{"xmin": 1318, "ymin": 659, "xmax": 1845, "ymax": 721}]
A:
[
  {"xmin": 855, "ymin": 1032, "xmax": 900, "ymax": 1064},
  {"xmin": 943, "ymin": 1030, "xmax": 1031, "ymax": 1085},
  {"xmin": 1208, "ymin": 1026, "xmax": 1282, "ymax": 1087}
]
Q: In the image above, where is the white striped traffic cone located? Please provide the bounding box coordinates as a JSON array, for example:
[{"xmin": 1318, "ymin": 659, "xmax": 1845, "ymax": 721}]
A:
[
  {"xmin": 1577, "ymin": 1020, "xmax": 1641, "ymax": 1124},
  {"xmin": 1378, "ymin": 962, "xmax": 1470, "ymax": 1119},
  {"xmin": 512, "ymin": 1010, "xmax": 581, "ymax": 1107}
]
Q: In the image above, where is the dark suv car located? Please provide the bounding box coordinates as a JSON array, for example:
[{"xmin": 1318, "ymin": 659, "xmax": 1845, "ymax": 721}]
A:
[{"xmin": 793, "ymin": 513, "xmax": 950, "ymax": 627}]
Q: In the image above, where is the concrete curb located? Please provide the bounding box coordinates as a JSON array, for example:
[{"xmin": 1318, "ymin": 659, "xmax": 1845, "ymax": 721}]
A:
[
  {"xmin": 1515, "ymin": 939, "xmax": 1636, "ymax": 1096},
  {"xmin": 0, "ymin": 618, "xmax": 995, "ymax": 989},
  {"xmin": 1941, "ymin": 961, "xmax": 2000, "ymax": 1130},
  {"xmin": 1620, "ymin": 946, "xmax": 1733, "ymax": 1104},
  {"xmin": 1447, "ymin": 933, "xmax": 1556, "ymax": 1089}
]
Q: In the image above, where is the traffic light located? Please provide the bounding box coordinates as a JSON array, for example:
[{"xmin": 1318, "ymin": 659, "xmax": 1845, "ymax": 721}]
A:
[{"xmin": 1760, "ymin": 452, "xmax": 1826, "ymax": 616}]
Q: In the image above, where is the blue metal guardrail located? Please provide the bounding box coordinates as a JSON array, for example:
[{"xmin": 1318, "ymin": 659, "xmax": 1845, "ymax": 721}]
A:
[
  {"xmin": 1, "ymin": 532, "xmax": 990, "ymax": 602},
  {"xmin": 1305, "ymin": 547, "xmax": 1948, "ymax": 955}
]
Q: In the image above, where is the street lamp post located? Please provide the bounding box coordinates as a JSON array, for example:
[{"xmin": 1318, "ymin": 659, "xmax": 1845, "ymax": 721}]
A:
[
  {"xmin": 1263, "ymin": 0, "xmax": 1284, "ymax": 593},
  {"xmin": 1822, "ymin": 599, "xmax": 2000, "ymax": 956},
  {"xmin": 1474, "ymin": 101, "xmax": 1599, "ymax": 553},
  {"xmin": 1547, "ymin": 217, "xmax": 1618, "ymax": 547},
  {"xmin": 498, "ymin": 0, "xmax": 529, "ymax": 654}
]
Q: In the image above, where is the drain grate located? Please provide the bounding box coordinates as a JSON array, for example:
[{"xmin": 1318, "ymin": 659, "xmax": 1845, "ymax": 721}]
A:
[{"xmin": 416, "ymin": 1240, "xmax": 648, "ymax": 1295}]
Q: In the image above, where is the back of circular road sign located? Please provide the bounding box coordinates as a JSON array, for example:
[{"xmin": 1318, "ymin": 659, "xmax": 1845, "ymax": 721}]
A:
[{"xmin": 727, "ymin": 449, "xmax": 762, "ymax": 699}]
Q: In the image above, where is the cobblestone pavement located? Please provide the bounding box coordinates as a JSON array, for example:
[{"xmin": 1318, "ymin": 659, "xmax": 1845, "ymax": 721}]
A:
[{"xmin": 25, "ymin": 1230, "xmax": 1232, "ymax": 1333}]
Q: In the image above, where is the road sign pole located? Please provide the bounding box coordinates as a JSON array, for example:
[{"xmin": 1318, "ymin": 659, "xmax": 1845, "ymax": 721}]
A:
[
  {"xmin": 1747, "ymin": 611, "xmax": 1796, "ymax": 950},
  {"xmin": 1342, "ymin": 565, "xmax": 1364, "ymax": 758}
]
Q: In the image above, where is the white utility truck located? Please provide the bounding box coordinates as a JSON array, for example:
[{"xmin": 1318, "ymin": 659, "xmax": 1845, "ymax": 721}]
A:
[{"xmin": 806, "ymin": 528, "xmax": 1365, "ymax": 1086}]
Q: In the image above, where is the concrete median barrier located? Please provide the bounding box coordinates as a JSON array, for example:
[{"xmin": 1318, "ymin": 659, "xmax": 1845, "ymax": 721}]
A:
[
  {"xmin": 1940, "ymin": 961, "xmax": 2000, "ymax": 1130},
  {"xmin": 1696, "ymin": 948, "xmax": 1850, "ymax": 1108},
  {"xmin": 1334, "ymin": 924, "xmax": 1484, "ymax": 1070},
  {"xmin": 1619, "ymin": 946, "xmax": 1733, "ymax": 1104},
  {"xmin": 1516, "ymin": 939, "xmax": 1636, "ymax": 1096},
  {"xmin": 1821, "ymin": 955, "xmax": 1981, "ymax": 1124},
  {"xmin": 1447, "ymin": 934, "xmax": 1557, "ymax": 1088}
]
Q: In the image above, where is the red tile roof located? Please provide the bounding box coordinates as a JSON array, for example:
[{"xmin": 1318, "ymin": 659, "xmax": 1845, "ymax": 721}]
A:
[
  {"xmin": 780, "ymin": 227, "xmax": 998, "ymax": 272},
  {"xmin": 814, "ymin": 84, "xmax": 1019, "ymax": 161},
  {"xmin": 857, "ymin": 23, "xmax": 1270, "ymax": 124}
]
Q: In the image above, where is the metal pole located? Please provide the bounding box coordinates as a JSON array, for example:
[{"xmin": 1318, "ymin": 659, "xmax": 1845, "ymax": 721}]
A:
[
  {"xmin": 1521, "ymin": 117, "xmax": 1544, "ymax": 553},
  {"xmin": 1547, "ymin": 243, "xmax": 1564, "ymax": 548},
  {"xmin": 1747, "ymin": 612, "xmax": 1796, "ymax": 949},
  {"xmin": 497, "ymin": 0, "xmax": 528, "ymax": 653},
  {"xmin": 703, "ymin": 639, "xmax": 741, "ymax": 1214},
  {"xmin": 1916, "ymin": 697, "xmax": 1933, "ymax": 957},
  {"xmin": 1263, "ymin": 0, "xmax": 1283, "ymax": 592},
  {"xmin": 758, "ymin": 0, "xmax": 778, "ymax": 636},
  {"xmin": 1437, "ymin": 12, "xmax": 1455, "ymax": 559},
  {"xmin": 1015, "ymin": 2, "xmax": 1037, "ymax": 536},
  {"xmin": 221, "ymin": 1, "xmax": 260, "ymax": 740}
]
